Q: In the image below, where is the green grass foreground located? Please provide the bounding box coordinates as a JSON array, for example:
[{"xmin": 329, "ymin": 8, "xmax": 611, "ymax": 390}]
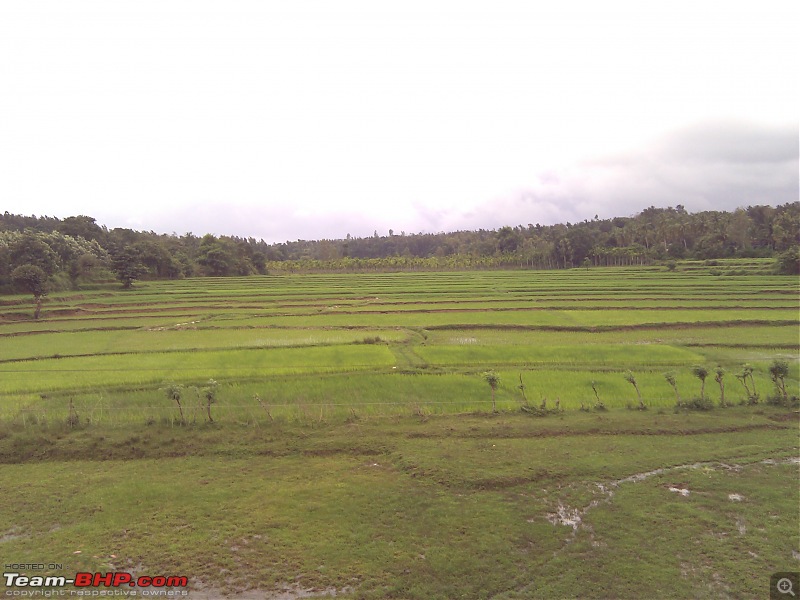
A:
[{"xmin": 0, "ymin": 408, "xmax": 797, "ymax": 599}]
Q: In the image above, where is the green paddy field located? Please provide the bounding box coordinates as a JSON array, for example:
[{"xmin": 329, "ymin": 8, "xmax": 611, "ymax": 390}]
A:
[
  {"xmin": 0, "ymin": 260, "xmax": 798, "ymax": 598},
  {"xmin": 0, "ymin": 260, "xmax": 797, "ymax": 422}
]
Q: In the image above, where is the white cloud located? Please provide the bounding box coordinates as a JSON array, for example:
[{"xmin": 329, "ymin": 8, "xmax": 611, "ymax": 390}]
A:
[{"xmin": 1, "ymin": 1, "xmax": 797, "ymax": 241}]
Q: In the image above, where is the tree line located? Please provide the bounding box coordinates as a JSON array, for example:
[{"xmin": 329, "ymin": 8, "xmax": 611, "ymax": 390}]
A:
[{"xmin": 1, "ymin": 203, "xmax": 798, "ymax": 298}]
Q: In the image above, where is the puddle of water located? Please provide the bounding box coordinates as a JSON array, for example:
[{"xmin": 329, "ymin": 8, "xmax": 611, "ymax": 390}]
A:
[
  {"xmin": 546, "ymin": 504, "xmax": 582, "ymax": 530},
  {"xmin": 544, "ymin": 455, "xmax": 797, "ymax": 532}
]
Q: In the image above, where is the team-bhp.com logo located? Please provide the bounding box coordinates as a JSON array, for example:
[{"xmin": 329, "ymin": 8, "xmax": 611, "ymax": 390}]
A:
[{"xmin": 4, "ymin": 572, "xmax": 188, "ymax": 594}]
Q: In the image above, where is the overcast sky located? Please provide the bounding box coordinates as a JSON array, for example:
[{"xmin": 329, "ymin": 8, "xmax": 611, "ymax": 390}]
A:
[{"xmin": 1, "ymin": 1, "xmax": 797, "ymax": 242}]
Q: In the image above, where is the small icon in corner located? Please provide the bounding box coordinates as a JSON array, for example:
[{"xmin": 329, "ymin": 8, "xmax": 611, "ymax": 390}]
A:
[
  {"xmin": 772, "ymin": 573, "xmax": 800, "ymax": 599},
  {"xmin": 779, "ymin": 578, "xmax": 796, "ymax": 596}
]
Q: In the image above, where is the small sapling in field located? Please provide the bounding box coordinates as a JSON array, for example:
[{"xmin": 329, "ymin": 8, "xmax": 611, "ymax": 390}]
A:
[
  {"xmin": 691, "ymin": 365, "xmax": 709, "ymax": 399},
  {"xmin": 483, "ymin": 371, "xmax": 500, "ymax": 413},
  {"xmin": 715, "ymin": 366, "xmax": 727, "ymax": 407},
  {"xmin": 202, "ymin": 379, "xmax": 218, "ymax": 423},
  {"xmin": 254, "ymin": 394, "xmax": 274, "ymax": 421},
  {"xmin": 736, "ymin": 364, "xmax": 759, "ymax": 404},
  {"xmin": 411, "ymin": 402, "xmax": 428, "ymax": 419},
  {"xmin": 767, "ymin": 359, "xmax": 795, "ymax": 406},
  {"xmin": 668, "ymin": 366, "xmax": 713, "ymax": 411},
  {"xmin": 67, "ymin": 398, "xmax": 80, "ymax": 428},
  {"xmin": 163, "ymin": 382, "xmax": 185, "ymax": 424},
  {"xmin": 590, "ymin": 381, "xmax": 606, "ymax": 411},
  {"xmin": 624, "ymin": 370, "xmax": 645, "ymax": 410},
  {"xmin": 521, "ymin": 395, "xmax": 562, "ymax": 416},
  {"xmin": 664, "ymin": 372, "xmax": 681, "ymax": 406}
]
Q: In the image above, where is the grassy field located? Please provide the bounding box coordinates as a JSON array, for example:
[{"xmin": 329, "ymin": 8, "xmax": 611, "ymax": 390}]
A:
[
  {"xmin": 0, "ymin": 411, "xmax": 797, "ymax": 598},
  {"xmin": 0, "ymin": 261, "xmax": 798, "ymax": 598},
  {"xmin": 1, "ymin": 263, "xmax": 797, "ymax": 423}
]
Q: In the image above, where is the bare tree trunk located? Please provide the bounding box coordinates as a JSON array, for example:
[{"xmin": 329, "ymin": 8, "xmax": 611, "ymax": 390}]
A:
[{"xmin": 670, "ymin": 385, "xmax": 681, "ymax": 404}]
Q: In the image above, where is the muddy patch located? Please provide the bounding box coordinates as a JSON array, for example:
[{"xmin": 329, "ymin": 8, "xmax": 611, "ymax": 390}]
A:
[
  {"xmin": 0, "ymin": 527, "xmax": 29, "ymax": 543},
  {"xmin": 735, "ymin": 518, "xmax": 747, "ymax": 535},
  {"xmin": 544, "ymin": 456, "xmax": 799, "ymax": 533},
  {"xmin": 546, "ymin": 504, "xmax": 583, "ymax": 530}
]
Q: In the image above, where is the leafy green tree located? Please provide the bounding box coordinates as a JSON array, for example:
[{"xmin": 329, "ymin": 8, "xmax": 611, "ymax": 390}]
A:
[
  {"xmin": 135, "ymin": 240, "xmax": 183, "ymax": 279},
  {"xmin": 557, "ymin": 237, "xmax": 572, "ymax": 268},
  {"xmin": 769, "ymin": 360, "xmax": 789, "ymax": 403},
  {"xmin": 566, "ymin": 227, "xmax": 596, "ymax": 265},
  {"xmin": 496, "ymin": 226, "xmax": 521, "ymax": 254},
  {"xmin": 110, "ymin": 247, "xmax": 147, "ymax": 289},
  {"xmin": 9, "ymin": 233, "xmax": 59, "ymax": 275},
  {"xmin": 11, "ymin": 264, "xmax": 48, "ymax": 319},
  {"xmin": 775, "ymin": 246, "xmax": 800, "ymax": 275},
  {"xmin": 250, "ymin": 250, "xmax": 267, "ymax": 275},
  {"xmin": 68, "ymin": 253, "xmax": 101, "ymax": 287},
  {"xmin": 57, "ymin": 215, "xmax": 105, "ymax": 242},
  {"xmin": 0, "ymin": 239, "xmax": 11, "ymax": 285},
  {"xmin": 197, "ymin": 235, "xmax": 235, "ymax": 276},
  {"xmin": 771, "ymin": 208, "xmax": 800, "ymax": 251}
]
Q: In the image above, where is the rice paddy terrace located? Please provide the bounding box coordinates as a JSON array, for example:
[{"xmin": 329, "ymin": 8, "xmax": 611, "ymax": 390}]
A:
[{"xmin": 0, "ymin": 260, "xmax": 797, "ymax": 423}]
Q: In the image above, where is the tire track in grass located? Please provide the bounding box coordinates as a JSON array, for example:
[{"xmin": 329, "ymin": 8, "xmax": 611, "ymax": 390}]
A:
[{"xmin": 389, "ymin": 328, "xmax": 430, "ymax": 371}]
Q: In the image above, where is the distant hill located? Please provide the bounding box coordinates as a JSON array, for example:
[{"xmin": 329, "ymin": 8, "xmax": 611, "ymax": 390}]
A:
[{"xmin": 2, "ymin": 203, "xmax": 798, "ymax": 287}]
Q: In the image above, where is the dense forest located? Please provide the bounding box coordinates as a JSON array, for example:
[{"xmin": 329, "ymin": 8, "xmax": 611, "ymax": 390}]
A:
[{"xmin": 2, "ymin": 203, "xmax": 799, "ymax": 299}]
